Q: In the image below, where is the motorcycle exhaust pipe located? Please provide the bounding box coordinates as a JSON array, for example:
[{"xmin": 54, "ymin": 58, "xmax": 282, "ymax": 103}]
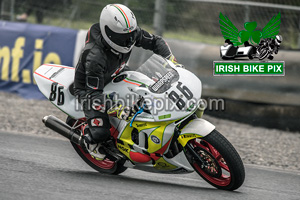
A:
[{"xmin": 42, "ymin": 115, "xmax": 82, "ymax": 145}]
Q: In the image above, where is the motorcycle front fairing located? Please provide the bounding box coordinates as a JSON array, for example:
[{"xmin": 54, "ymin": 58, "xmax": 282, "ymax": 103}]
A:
[{"xmin": 105, "ymin": 55, "xmax": 202, "ymax": 122}]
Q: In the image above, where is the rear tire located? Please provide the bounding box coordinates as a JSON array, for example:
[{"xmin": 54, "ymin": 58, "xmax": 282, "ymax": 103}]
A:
[
  {"xmin": 66, "ymin": 117, "xmax": 127, "ymax": 175},
  {"xmin": 184, "ymin": 130, "xmax": 245, "ymax": 190},
  {"xmin": 71, "ymin": 142, "xmax": 127, "ymax": 175}
]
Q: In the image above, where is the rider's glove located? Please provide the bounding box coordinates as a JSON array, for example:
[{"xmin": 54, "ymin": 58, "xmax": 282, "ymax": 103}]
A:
[
  {"xmin": 107, "ymin": 98, "xmax": 144, "ymax": 121},
  {"xmin": 92, "ymin": 102, "xmax": 106, "ymax": 113},
  {"xmin": 107, "ymin": 104, "xmax": 135, "ymax": 121},
  {"xmin": 168, "ymin": 54, "xmax": 184, "ymax": 68},
  {"xmin": 91, "ymin": 92, "xmax": 117, "ymax": 113}
]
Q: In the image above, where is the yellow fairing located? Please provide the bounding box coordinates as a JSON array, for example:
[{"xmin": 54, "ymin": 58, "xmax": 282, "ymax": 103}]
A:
[
  {"xmin": 118, "ymin": 124, "xmax": 135, "ymax": 146},
  {"xmin": 119, "ymin": 120, "xmax": 176, "ymax": 154},
  {"xmin": 177, "ymin": 133, "xmax": 203, "ymax": 147},
  {"xmin": 116, "ymin": 143, "xmax": 131, "ymax": 158}
]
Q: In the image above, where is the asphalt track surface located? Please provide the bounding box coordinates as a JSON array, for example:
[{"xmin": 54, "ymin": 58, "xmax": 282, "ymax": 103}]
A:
[{"xmin": 1, "ymin": 131, "xmax": 300, "ymax": 200}]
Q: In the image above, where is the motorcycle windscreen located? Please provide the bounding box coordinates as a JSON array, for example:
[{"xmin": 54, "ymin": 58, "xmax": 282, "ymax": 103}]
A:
[{"xmin": 136, "ymin": 55, "xmax": 179, "ymax": 94}]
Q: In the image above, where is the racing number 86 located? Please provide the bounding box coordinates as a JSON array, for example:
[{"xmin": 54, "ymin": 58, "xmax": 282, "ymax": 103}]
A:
[
  {"xmin": 49, "ymin": 82, "xmax": 65, "ymax": 105},
  {"xmin": 168, "ymin": 82, "xmax": 193, "ymax": 110}
]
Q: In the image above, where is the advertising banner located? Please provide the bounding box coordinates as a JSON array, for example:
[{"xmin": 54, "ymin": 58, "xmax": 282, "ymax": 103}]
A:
[{"xmin": 0, "ymin": 21, "xmax": 78, "ymax": 99}]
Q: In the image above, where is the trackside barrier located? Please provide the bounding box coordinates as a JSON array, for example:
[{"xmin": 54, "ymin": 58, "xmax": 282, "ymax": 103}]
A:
[{"xmin": 0, "ymin": 21, "xmax": 85, "ymax": 99}]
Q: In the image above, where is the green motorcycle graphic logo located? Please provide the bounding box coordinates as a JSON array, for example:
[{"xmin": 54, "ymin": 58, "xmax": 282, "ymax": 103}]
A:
[
  {"xmin": 219, "ymin": 12, "xmax": 282, "ymax": 60},
  {"xmin": 219, "ymin": 12, "xmax": 281, "ymax": 46}
]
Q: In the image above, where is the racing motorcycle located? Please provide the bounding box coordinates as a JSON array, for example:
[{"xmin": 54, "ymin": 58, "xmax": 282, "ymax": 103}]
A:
[
  {"xmin": 256, "ymin": 37, "xmax": 280, "ymax": 60},
  {"xmin": 34, "ymin": 54, "xmax": 245, "ymax": 191},
  {"xmin": 255, "ymin": 35, "xmax": 282, "ymax": 60}
]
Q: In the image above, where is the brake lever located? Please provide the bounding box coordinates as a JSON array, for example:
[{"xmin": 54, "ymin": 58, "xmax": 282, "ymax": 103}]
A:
[{"xmin": 130, "ymin": 104, "xmax": 145, "ymax": 127}]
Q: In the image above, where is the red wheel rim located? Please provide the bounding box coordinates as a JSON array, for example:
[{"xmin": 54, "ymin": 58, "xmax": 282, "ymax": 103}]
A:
[
  {"xmin": 190, "ymin": 139, "xmax": 231, "ymax": 186},
  {"xmin": 77, "ymin": 144, "xmax": 115, "ymax": 169}
]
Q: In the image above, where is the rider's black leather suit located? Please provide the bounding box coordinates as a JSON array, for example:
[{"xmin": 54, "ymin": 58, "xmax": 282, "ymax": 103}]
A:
[{"xmin": 74, "ymin": 23, "xmax": 172, "ymax": 143}]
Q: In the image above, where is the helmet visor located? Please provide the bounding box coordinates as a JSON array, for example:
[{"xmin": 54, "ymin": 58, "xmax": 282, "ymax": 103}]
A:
[{"xmin": 105, "ymin": 25, "xmax": 137, "ymax": 48}]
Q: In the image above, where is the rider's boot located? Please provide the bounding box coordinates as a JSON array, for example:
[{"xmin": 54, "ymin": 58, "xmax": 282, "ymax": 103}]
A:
[
  {"xmin": 81, "ymin": 125, "xmax": 125, "ymax": 161},
  {"xmin": 81, "ymin": 126, "xmax": 106, "ymax": 160}
]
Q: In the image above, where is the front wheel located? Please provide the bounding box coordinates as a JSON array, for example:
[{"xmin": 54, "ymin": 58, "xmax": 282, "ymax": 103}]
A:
[
  {"xmin": 184, "ymin": 130, "xmax": 245, "ymax": 190},
  {"xmin": 258, "ymin": 48, "xmax": 269, "ymax": 60}
]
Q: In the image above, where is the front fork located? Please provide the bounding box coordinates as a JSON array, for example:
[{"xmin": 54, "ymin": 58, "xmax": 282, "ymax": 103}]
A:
[
  {"xmin": 184, "ymin": 142, "xmax": 208, "ymax": 168},
  {"xmin": 165, "ymin": 126, "xmax": 208, "ymax": 168},
  {"xmin": 165, "ymin": 114, "xmax": 214, "ymax": 168}
]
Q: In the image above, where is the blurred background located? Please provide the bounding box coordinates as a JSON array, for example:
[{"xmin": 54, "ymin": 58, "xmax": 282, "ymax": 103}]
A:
[
  {"xmin": 1, "ymin": 0, "xmax": 300, "ymax": 49},
  {"xmin": 0, "ymin": 0, "xmax": 299, "ymax": 131}
]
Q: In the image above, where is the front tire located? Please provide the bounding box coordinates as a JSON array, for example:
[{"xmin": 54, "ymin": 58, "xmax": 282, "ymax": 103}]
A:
[
  {"xmin": 184, "ymin": 130, "xmax": 245, "ymax": 190},
  {"xmin": 66, "ymin": 117, "xmax": 127, "ymax": 175},
  {"xmin": 258, "ymin": 48, "xmax": 269, "ymax": 60}
]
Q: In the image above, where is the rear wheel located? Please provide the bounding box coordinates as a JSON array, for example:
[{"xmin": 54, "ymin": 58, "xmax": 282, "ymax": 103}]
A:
[
  {"xmin": 66, "ymin": 117, "xmax": 127, "ymax": 175},
  {"xmin": 184, "ymin": 130, "xmax": 245, "ymax": 190}
]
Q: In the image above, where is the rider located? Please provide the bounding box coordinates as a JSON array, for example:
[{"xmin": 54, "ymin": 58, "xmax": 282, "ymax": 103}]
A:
[
  {"xmin": 273, "ymin": 35, "xmax": 282, "ymax": 54},
  {"xmin": 74, "ymin": 4, "xmax": 179, "ymax": 160}
]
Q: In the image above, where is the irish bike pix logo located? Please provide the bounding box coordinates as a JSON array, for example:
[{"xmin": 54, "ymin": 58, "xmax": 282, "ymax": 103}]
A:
[{"xmin": 214, "ymin": 12, "xmax": 285, "ymax": 76}]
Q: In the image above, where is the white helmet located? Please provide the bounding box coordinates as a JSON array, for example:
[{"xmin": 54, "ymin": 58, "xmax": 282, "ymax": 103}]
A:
[
  {"xmin": 100, "ymin": 4, "xmax": 138, "ymax": 54},
  {"xmin": 275, "ymin": 35, "xmax": 282, "ymax": 46}
]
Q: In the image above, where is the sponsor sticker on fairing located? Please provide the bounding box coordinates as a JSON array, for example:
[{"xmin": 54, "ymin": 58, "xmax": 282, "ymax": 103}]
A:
[{"xmin": 150, "ymin": 71, "xmax": 174, "ymax": 92}]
